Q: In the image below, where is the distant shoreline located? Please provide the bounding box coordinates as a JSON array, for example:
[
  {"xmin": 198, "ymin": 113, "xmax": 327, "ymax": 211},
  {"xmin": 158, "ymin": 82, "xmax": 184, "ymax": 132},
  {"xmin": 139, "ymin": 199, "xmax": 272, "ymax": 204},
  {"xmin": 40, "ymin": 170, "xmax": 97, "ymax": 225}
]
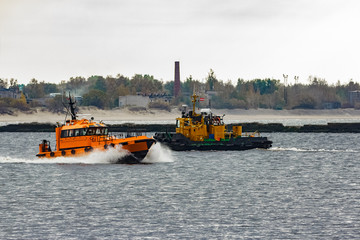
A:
[
  {"xmin": 1, "ymin": 122, "xmax": 360, "ymax": 133},
  {"xmin": 1, "ymin": 107, "xmax": 360, "ymax": 126},
  {"xmin": 2, "ymin": 105, "xmax": 360, "ymax": 132}
]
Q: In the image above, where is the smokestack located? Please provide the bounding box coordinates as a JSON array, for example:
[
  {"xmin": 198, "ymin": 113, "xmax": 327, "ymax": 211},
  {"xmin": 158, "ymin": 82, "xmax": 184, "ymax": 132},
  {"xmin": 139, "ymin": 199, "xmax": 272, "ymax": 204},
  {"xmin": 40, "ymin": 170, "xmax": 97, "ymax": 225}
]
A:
[{"xmin": 174, "ymin": 61, "xmax": 181, "ymax": 97}]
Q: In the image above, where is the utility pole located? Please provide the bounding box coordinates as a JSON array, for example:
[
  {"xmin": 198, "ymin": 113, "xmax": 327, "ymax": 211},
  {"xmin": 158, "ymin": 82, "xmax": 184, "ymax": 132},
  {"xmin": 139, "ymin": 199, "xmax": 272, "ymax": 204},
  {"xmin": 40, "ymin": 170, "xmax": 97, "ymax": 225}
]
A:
[
  {"xmin": 294, "ymin": 76, "xmax": 299, "ymax": 85},
  {"xmin": 294, "ymin": 76, "xmax": 299, "ymax": 95},
  {"xmin": 283, "ymin": 74, "xmax": 288, "ymax": 105}
]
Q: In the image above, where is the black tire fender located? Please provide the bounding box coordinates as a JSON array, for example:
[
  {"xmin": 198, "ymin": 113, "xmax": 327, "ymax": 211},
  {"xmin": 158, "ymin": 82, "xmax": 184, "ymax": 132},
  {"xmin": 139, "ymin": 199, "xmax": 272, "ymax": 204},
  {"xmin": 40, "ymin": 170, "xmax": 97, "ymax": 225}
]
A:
[{"xmin": 85, "ymin": 146, "xmax": 93, "ymax": 152}]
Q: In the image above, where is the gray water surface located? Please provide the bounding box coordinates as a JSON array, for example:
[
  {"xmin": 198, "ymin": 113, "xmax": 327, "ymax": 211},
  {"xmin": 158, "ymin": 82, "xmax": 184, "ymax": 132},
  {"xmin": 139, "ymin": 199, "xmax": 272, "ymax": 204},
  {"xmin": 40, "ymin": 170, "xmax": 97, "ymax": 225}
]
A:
[{"xmin": 0, "ymin": 132, "xmax": 359, "ymax": 239}]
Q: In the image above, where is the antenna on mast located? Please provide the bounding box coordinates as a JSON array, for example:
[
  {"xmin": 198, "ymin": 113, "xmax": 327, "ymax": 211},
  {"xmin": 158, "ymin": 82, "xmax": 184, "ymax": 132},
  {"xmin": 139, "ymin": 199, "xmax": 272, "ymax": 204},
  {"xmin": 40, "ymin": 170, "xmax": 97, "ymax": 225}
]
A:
[{"xmin": 68, "ymin": 92, "xmax": 77, "ymax": 120}]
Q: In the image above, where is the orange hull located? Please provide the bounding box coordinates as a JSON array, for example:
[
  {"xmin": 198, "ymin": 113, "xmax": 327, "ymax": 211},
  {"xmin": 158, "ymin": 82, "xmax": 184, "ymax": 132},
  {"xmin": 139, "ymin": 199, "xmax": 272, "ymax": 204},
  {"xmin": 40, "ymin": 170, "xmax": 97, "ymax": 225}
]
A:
[{"xmin": 37, "ymin": 135, "xmax": 155, "ymax": 163}]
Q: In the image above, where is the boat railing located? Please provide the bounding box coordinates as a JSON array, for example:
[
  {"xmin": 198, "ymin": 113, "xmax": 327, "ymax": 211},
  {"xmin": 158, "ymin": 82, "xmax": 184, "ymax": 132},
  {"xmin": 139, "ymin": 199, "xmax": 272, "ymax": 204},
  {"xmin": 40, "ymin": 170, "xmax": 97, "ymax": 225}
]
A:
[
  {"xmin": 125, "ymin": 132, "xmax": 147, "ymax": 138},
  {"xmin": 90, "ymin": 135, "xmax": 113, "ymax": 142},
  {"xmin": 243, "ymin": 131, "xmax": 261, "ymax": 137},
  {"xmin": 110, "ymin": 131, "xmax": 148, "ymax": 139}
]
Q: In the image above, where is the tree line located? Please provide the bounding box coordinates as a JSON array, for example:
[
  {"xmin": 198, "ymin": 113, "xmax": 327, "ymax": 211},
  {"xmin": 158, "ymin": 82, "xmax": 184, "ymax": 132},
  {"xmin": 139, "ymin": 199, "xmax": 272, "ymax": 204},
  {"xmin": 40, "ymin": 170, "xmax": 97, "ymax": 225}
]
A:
[{"xmin": 1, "ymin": 70, "xmax": 360, "ymax": 113}]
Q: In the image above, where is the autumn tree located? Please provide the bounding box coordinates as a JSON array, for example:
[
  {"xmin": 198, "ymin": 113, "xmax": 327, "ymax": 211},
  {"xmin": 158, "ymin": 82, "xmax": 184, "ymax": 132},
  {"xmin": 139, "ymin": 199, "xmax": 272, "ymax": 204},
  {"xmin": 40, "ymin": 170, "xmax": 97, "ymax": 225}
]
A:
[
  {"xmin": 48, "ymin": 95, "xmax": 65, "ymax": 113},
  {"xmin": 130, "ymin": 74, "xmax": 163, "ymax": 93},
  {"xmin": 65, "ymin": 76, "xmax": 86, "ymax": 94}
]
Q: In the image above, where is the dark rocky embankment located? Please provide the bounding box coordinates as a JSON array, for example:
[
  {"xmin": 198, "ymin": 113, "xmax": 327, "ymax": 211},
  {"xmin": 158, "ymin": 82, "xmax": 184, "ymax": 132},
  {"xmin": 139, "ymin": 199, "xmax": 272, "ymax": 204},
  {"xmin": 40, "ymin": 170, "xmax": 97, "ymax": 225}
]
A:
[{"xmin": 1, "ymin": 122, "xmax": 360, "ymax": 133}]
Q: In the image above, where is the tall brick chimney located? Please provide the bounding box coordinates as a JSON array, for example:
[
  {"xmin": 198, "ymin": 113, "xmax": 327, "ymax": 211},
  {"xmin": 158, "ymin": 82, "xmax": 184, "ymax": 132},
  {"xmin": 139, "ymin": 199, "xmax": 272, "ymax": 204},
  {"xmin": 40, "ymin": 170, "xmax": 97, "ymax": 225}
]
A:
[{"xmin": 174, "ymin": 61, "xmax": 181, "ymax": 97}]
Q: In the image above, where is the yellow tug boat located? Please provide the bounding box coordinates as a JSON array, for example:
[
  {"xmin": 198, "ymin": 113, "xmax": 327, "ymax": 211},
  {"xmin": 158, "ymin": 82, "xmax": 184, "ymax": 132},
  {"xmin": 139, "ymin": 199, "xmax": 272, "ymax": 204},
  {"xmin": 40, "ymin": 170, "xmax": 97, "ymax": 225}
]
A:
[
  {"xmin": 154, "ymin": 92, "xmax": 272, "ymax": 151},
  {"xmin": 36, "ymin": 95, "xmax": 156, "ymax": 164}
]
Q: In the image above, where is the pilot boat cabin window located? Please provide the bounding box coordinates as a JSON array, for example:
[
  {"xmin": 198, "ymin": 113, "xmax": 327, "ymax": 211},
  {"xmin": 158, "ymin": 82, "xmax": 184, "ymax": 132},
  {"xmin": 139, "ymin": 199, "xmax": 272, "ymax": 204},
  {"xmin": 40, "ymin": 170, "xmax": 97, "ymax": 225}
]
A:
[
  {"xmin": 87, "ymin": 127, "xmax": 108, "ymax": 135},
  {"xmin": 61, "ymin": 127, "xmax": 108, "ymax": 138}
]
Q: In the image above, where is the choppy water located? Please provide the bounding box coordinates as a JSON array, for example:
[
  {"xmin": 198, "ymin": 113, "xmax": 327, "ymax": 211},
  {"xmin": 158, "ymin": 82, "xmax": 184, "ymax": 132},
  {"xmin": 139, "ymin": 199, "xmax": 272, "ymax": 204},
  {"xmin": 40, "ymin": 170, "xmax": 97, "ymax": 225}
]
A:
[{"xmin": 0, "ymin": 132, "xmax": 359, "ymax": 239}]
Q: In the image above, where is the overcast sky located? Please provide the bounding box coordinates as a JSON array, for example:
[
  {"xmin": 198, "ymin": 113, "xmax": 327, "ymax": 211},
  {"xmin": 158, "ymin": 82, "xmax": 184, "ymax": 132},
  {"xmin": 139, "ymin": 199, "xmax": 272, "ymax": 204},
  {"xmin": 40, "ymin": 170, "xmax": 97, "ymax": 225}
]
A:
[{"xmin": 1, "ymin": 0, "xmax": 359, "ymax": 85}]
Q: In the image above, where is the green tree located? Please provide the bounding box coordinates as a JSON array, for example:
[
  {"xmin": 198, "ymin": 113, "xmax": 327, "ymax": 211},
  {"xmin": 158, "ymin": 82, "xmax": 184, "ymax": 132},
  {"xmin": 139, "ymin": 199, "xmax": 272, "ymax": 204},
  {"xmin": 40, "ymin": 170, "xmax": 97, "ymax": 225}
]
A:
[
  {"xmin": 206, "ymin": 69, "xmax": 217, "ymax": 91},
  {"xmin": 252, "ymin": 79, "xmax": 279, "ymax": 95},
  {"xmin": 9, "ymin": 79, "xmax": 19, "ymax": 91},
  {"xmin": 23, "ymin": 79, "xmax": 45, "ymax": 98},
  {"xmin": 82, "ymin": 89, "xmax": 107, "ymax": 109},
  {"xmin": 0, "ymin": 79, "xmax": 8, "ymax": 88},
  {"xmin": 164, "ymin": 81, "xmax": 174, "ymax": 95},
  {"xmin": 181, "ymin": 75, "xmax": 202, "ymax": 94},
  {"xmin": 93, "ymin": 76, "xmax": 107, "ymax": 92},
  {"xmin": 43, "ymin": 83, "xmax": 58, "ymax": 94}
]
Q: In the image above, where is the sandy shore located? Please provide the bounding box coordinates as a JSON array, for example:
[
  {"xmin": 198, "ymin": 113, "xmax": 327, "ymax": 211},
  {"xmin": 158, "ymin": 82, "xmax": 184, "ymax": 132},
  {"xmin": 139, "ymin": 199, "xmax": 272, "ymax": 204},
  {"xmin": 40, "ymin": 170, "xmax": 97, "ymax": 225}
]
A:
[
  {"xmin": 1, "ymin": 107, "xmax": 360, "ymax": 125},
  {"xmin": 218, "ymin": 108, "xmax": 360, "ymax": 121},
  {"xmin": 0, "ymin": 107, "xmax": 181, "ymax": 124}
]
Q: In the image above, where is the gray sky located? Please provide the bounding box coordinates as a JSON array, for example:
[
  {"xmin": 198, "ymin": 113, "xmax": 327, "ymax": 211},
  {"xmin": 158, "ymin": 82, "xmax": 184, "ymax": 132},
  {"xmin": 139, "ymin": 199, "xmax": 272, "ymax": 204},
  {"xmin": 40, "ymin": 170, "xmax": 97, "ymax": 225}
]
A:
[{"xmin": 1, "ymin": 0, "xmax": 359, "ymax": 85}]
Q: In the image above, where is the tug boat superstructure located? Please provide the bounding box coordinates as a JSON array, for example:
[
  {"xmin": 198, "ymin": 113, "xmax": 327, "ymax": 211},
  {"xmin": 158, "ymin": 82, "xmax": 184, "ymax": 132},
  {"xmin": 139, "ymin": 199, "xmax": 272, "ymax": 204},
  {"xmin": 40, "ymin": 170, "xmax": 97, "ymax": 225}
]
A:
[
  {"xmin": 36, "ymin": 95, "xmax": 156, "ymax": 164},
  {"xmin": 154, "ymin": 93, "xmax": 272, "ymax": 151}
]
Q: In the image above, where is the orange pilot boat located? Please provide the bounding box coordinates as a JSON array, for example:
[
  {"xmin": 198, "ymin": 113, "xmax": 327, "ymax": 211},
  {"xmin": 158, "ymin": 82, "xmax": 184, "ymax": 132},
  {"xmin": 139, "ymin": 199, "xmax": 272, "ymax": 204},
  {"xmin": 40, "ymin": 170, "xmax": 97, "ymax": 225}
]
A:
[{"xmin": 36, "ymin": 94, "xmax": 156, "ymax": 164}]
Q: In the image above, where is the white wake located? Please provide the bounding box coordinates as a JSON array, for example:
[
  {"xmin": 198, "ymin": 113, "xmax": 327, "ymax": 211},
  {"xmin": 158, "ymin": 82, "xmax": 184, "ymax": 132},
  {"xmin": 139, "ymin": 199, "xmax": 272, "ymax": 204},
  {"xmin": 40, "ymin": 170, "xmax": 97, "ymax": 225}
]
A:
[
  {"xmin": 269, "ymin": 147, "xmax": 359, "ymax": 153},
  {"xmin": 0, "ymin": 145, "xmax": 129, "ymax": 165},
  {"xmin": 0, "ymin": 143, "xmax": 175, "ymax": 164},
  {"xmin": 142, "ymin": 143, "xmax": 174, "ymax": 163}
]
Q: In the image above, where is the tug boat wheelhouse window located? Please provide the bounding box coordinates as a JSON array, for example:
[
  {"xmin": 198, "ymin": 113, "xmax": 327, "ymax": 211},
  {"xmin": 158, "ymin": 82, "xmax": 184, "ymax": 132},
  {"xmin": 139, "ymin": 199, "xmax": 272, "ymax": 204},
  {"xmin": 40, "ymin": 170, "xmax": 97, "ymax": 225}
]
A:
[{"xmin": 61, "ymin": 127, "xmax": 108, "ymax": 138}]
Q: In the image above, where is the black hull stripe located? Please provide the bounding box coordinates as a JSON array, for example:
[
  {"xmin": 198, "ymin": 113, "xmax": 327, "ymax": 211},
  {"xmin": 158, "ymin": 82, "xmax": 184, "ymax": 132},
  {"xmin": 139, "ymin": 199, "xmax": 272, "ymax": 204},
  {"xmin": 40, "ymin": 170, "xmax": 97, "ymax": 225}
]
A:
[{"xmin": 59, "ymin": 146, "xmax": 88, "ymax": 151}]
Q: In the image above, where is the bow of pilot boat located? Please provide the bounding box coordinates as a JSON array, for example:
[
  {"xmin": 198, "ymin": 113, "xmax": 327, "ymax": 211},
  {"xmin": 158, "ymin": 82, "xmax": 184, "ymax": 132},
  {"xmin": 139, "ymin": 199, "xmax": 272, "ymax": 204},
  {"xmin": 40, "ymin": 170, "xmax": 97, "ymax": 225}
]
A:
[{"xmin": 116, "ymin": 136, "xmax": 156, "ymax": 164}]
